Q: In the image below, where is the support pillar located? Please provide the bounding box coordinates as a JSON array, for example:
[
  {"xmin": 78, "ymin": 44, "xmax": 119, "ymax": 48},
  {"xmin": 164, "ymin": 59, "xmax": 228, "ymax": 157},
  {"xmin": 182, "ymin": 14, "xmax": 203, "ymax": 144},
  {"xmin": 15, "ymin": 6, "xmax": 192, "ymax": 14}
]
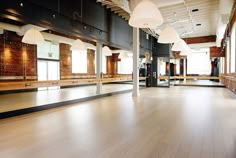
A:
[
  {"xmin": 96, "ymin": 42, "xmax": 102, "ymax": 94},
  {"xmin": 157, "ymin": 58, "xmax": 161, "ymax": 84},
  {"xmin": 183, "ymin": 58, "xmax": 186, "ymax": 82},
  {"xmin": 132, "ymin": 28, "xmax": 139, "ymax": 96}
]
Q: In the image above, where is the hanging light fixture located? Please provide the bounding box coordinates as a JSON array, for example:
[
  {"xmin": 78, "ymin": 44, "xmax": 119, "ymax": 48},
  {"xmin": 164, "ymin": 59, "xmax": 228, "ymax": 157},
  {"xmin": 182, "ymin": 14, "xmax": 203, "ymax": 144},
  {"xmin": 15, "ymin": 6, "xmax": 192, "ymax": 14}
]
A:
[
  {"xmin": 128, "ymin": 0, "xmax": 163, "ymax": 28},
  {"xmin": 180, "ymin": 49, "xmax": 191, "ymax": 56},
  {"xmin": 102, "ymin": 46, "xmax": 112, "ymax": 56},
  {"xmin": 158, "ymin": 26, "xmax": 180, "ymax": 43},
  {"xmin": 70, "ymin": 39, "xmax": 86, "ymax": 51},
  {"xmin": 22, "ymin": 28, "xmax": 44, "ymax": 45},
  {"xmin": 171, "ymin": 39, "xmax": 189, "ymax": 51}
]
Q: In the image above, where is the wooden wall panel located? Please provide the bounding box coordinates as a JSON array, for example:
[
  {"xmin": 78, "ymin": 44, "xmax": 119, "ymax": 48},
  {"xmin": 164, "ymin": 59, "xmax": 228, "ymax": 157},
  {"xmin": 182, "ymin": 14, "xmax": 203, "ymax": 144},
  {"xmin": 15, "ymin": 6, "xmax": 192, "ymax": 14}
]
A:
[
  {"xmin": 60, "ymin": 43, "xmax": 96, "ymax": 79},
  {"xmin": 87, "ymin": 49, "xmax": 95, "ymax": 75},
  {"xmin": 210, "ymin": 46, "xmax": 225, "ymax": 57},
  {"xmin": 60, "ymin": 43, "xmax": 72, "ymax": 77},
  {"xmin": 0, "ymin": 31, "xmax": 37, "ymax": 81},
  {"xmin": 183, "ymin": 36, "xmax": 216, "ymax": 44},
  {"xmin": 106, "ymin": 53, "xmax": 120, "ymax": 75}
]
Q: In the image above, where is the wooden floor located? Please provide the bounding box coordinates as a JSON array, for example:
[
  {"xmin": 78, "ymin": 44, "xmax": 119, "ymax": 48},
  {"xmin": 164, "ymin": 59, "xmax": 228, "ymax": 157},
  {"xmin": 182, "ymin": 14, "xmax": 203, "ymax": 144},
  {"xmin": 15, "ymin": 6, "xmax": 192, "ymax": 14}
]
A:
[
  {"xmin": 0, "ymin": 83, "xmax": 133, "ymax": 113},
  {"xmin": 0, "ymin": 86, "xmax": 236, "ymax": 158},
  {"xmin": 173, "ymin": 80, "xmax": 224, "ymax": 86}
]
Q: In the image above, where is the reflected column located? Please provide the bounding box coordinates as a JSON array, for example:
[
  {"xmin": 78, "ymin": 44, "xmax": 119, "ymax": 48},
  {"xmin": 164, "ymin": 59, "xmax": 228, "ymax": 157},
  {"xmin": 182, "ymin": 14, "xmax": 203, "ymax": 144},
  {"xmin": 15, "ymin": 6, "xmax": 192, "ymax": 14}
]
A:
[
  {"xmin": 96, "ymin": 42, "xmax": 102, "ymax": 94},
  {"xmin": 132, "ymin": 28, "xmax": 139, "ymax": 96},
  {"xmin": 183, "ymin": 58, "xmax": 186, "ymax": 82}
]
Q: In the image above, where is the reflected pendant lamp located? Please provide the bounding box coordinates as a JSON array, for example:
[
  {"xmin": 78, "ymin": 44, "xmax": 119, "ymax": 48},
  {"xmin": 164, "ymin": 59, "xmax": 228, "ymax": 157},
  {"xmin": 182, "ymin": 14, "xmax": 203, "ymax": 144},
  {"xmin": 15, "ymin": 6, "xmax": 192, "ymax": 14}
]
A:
[
  {"xmin": 128, "ymin": 0, "xmax": 163, "ymax": 28},
  {"xmin": 102, "ymin": 46, "xmax": 112, "ymax": 56},
  {"xmin": 158, "ymin": 26, "xmax": 180, "ymax": 43},
  {"xmin": 70, "ymin": 39, "xmax": 86, "ymax": 51},
  {"xmin": 180, "ymin": 49, "xmax": 190, "ymax": 56},
  {"xmin": 171, "ymin": 39, "xmax": 189, "ymax": 51},
  {"xmin": 22, "ymin": 28, "xmax": 44, "ymax": 45}
]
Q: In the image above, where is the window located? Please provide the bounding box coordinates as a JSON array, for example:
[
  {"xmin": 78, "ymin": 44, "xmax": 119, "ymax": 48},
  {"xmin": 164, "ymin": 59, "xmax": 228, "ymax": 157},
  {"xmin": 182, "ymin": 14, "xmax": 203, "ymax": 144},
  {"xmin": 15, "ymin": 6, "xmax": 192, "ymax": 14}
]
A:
[
  {"xmin": 37, "ymin": 41, "xmax": 59, "ymax": 60},
  {"xmin": 102, "ymin": 54, "xmax": 107, "ymax": 74},
  {"xmin": 118, "ymin": 53, "xmax": 132, "ymax": 74},
  {"xmin": 230, "ymin": 22, "xmax": 236, "ymax": 72},
  {"xmin": 72, "ymin": 50, "xmax": 87, "ymax": 73},
  {"xmin": 175, "ymin": 59, "xmax": 180, "ymax": 75},
  {"xmin": 187, "ymin": 49, "xmax": 211, "ymax": 75},
  {"xmin": 220, "ymin": 57, "xmax": 225, "ymax": 74},
  {"xmin": 226, "ymin": 40, "xmax": 230, "ymax": 73}
]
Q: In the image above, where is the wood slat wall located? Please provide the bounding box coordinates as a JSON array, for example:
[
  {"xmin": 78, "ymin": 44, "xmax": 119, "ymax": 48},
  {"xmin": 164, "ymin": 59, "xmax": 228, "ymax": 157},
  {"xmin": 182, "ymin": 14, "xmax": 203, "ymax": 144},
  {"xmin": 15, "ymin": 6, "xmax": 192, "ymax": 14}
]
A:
[{"xmin": 221, "ymin": 73, "xmax": 236, "ymax": 94}]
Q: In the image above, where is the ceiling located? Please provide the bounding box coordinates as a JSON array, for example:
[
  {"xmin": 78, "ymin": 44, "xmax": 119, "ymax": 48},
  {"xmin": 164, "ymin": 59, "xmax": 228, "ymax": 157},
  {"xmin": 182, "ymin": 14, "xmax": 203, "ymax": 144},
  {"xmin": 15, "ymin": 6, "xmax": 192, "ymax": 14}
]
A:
[
  {"xmin": 158, "ymin": 0, "xmax": 219, "ymax": 38},
  {"xmin": 97, "ymin": 0, "xmax": 223, "ymax": 39}
]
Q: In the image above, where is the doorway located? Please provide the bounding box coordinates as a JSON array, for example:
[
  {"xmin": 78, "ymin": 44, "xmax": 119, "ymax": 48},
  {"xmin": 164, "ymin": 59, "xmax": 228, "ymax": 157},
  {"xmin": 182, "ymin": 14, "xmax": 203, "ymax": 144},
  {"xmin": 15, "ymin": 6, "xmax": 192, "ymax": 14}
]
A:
[
  {"xmin": 37, "ymin": 60, "xmax": 60, "ymax": 90},
  {"xmin": 157, "ymin": 57, "xmax": 170, "ymax": 87}
]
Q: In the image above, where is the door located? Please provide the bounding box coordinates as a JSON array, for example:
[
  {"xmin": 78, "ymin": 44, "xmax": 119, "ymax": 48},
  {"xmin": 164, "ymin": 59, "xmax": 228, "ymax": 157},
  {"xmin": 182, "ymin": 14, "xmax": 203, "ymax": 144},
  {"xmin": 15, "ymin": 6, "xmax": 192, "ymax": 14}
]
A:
[
  {"xmin": 37, "ymin": 60, "xmax": 60, "ymax": 90},
  {"xmin": 157, "ymin": 57, "xmax": 170, "ymax": 87}
]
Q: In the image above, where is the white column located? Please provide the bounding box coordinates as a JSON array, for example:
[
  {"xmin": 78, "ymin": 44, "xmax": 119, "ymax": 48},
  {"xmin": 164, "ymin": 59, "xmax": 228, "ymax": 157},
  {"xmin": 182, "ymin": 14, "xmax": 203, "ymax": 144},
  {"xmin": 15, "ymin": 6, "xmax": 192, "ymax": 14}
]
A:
[
  {"xmin": 157, "ymin": 58, "xmax": 160, "ymax": 84},
  {"xmin": 132, "ymin": 28, "xmax": 139, "ymax": 96},
  {"xmin": 96, "ymin": 42, "xmax": 102, "ymax": 94},
  {"xmin": 183, "ymin": 58, "xmax": 186, "ymax": 82}
]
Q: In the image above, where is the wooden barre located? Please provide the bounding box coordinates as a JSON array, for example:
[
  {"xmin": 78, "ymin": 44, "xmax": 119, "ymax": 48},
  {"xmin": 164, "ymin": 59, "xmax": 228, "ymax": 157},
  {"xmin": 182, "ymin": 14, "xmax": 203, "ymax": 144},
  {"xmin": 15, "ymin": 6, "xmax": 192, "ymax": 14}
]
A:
[
  {"xmin": 0, "ymin": 77, "xmax": 146, "ymax": 91},
  {"xmin": 157, "ymin": 76, "xmax": 221, "ymax": 80}
]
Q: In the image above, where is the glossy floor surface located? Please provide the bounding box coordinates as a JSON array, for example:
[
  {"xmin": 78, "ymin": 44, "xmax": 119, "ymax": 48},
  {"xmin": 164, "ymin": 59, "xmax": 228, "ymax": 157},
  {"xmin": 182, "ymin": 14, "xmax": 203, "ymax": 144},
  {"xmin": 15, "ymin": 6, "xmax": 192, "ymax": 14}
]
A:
[
  {"xmin": 1, "ymin": 87, "xmax": 236, "ymax": 158},
  {"xmin": 0, "ymin": 83, "xmax": 133, "ymax": 113},
  {"xmin": 173, "ymin": 80, "xmax": 224, "ymax": 86}
]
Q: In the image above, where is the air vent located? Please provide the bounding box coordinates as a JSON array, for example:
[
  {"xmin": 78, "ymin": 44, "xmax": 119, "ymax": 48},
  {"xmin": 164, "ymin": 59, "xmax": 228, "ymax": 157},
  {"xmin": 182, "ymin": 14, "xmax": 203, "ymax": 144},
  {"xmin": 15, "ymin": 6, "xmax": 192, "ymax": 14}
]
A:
[
  {"xmin": 196, "ymin": 24, "xmax": 201, "ymax": 26},
  {"xmin": 192, "ymin": 9, "xmax": 199, "ymax": 12}
]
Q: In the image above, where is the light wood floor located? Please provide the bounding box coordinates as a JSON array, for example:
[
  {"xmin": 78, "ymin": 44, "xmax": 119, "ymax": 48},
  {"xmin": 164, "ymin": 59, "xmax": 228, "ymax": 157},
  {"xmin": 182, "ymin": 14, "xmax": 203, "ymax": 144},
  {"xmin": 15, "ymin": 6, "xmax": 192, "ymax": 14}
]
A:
[
  {"xmin": 0, "ymin": 84, "xmax": 133, "ymax": 113},
  {"xmin": 173, "ymin": 80, "xmax": 224, "ymax": 86},
  {"xmin": 0, "ymin": 87, "xmax": 236, "ymax": 158}
]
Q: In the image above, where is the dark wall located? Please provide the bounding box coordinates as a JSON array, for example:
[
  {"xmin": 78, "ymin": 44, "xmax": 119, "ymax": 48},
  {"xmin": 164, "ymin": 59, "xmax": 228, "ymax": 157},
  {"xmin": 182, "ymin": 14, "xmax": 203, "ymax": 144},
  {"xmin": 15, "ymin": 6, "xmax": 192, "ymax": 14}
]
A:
[
  {"xmin": 29, "ymin": 0, "xmax": 108, "ymax": 33},
  {"xmin": 0, "ymin": 0, "xmax": 157, "ymax": 53},
  {"xmin": 0, "ymin": 0, "xmax": 133, "ymax": 49},
  {"xmin": 109, "ymin": 12, "xmax": 132, "ymax": 50},
  {"xmin": 140, "ymin": 30, "xmax": 152, "ymax": 54},
  {"xmin": 152, "ymin": 40, "xmax": 171, "ymax": 57}
]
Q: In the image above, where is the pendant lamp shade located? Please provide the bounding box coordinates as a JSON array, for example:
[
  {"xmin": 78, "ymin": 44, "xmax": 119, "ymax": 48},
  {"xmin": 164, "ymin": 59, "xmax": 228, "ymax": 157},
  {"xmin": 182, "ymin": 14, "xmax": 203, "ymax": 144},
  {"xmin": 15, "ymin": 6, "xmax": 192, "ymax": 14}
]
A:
[
  {"xmin": 128, "ymin": 0, "xmax": 163, "ymax": 28},
  {"xmin": 180, "ymin": 49, "xmax": 191, "ymax": 56},
  {"xmin": 70, "ymin": 39, "xmax": 86, "ymax": 51},
  {"xmin": 171, "ymin": 39, "xmax": 189, "ymax": 51},
  {"xmin": 158, "ymin": 27, "xmax": 180, "ymax": 43},
  {"xmin": 22, "ymin": 28, "xmax": 44, "ymax": 45},
  {"xmin": 102, "ymin": 46, "xmax": 112, "ymax": 56}
]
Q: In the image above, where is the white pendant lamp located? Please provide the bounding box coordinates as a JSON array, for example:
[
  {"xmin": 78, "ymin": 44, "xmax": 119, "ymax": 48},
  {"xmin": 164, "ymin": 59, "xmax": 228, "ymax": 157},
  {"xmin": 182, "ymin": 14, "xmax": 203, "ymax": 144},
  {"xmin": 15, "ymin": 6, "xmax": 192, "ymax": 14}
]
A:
[
  {"xmin": 171, "ymin": 39, "xmax": 189, "ymax": 51},
  {"xmin": 102, "ymin": 46, "xmax": 112, "ymax": 56},
  {"xmin": 128, "ymin": 0, "xmax": 163, "ymax": 28},
  {"xmin": 180, "ymin": 49, "xmax": 191, "ymax": 56},
  {"xmin": 158, "ymin": 26, "xmax": 180, "ymax": 43},
  {"xmin": 70, "ymin": 39, "xmax": 86, "ymax": 51},
  {"xmin": 22, "ymin": 28, "xmax": 44, "ymax": 45}
]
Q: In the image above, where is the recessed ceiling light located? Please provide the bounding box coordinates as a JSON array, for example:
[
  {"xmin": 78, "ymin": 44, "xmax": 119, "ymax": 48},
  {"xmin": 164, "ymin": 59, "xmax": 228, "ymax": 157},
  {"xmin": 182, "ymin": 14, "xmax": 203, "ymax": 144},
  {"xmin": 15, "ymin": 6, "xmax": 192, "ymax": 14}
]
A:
[
  {"xmin": 196, "ymin": 24, "xmax": 201, "ymax": 26},
  {"xmin": 20, "ymin": 3, "xmax": 23, "ymax": 7},
  {"xmin": 192, "ymin": 9, "xmax": 199, "ymax": 12}
]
